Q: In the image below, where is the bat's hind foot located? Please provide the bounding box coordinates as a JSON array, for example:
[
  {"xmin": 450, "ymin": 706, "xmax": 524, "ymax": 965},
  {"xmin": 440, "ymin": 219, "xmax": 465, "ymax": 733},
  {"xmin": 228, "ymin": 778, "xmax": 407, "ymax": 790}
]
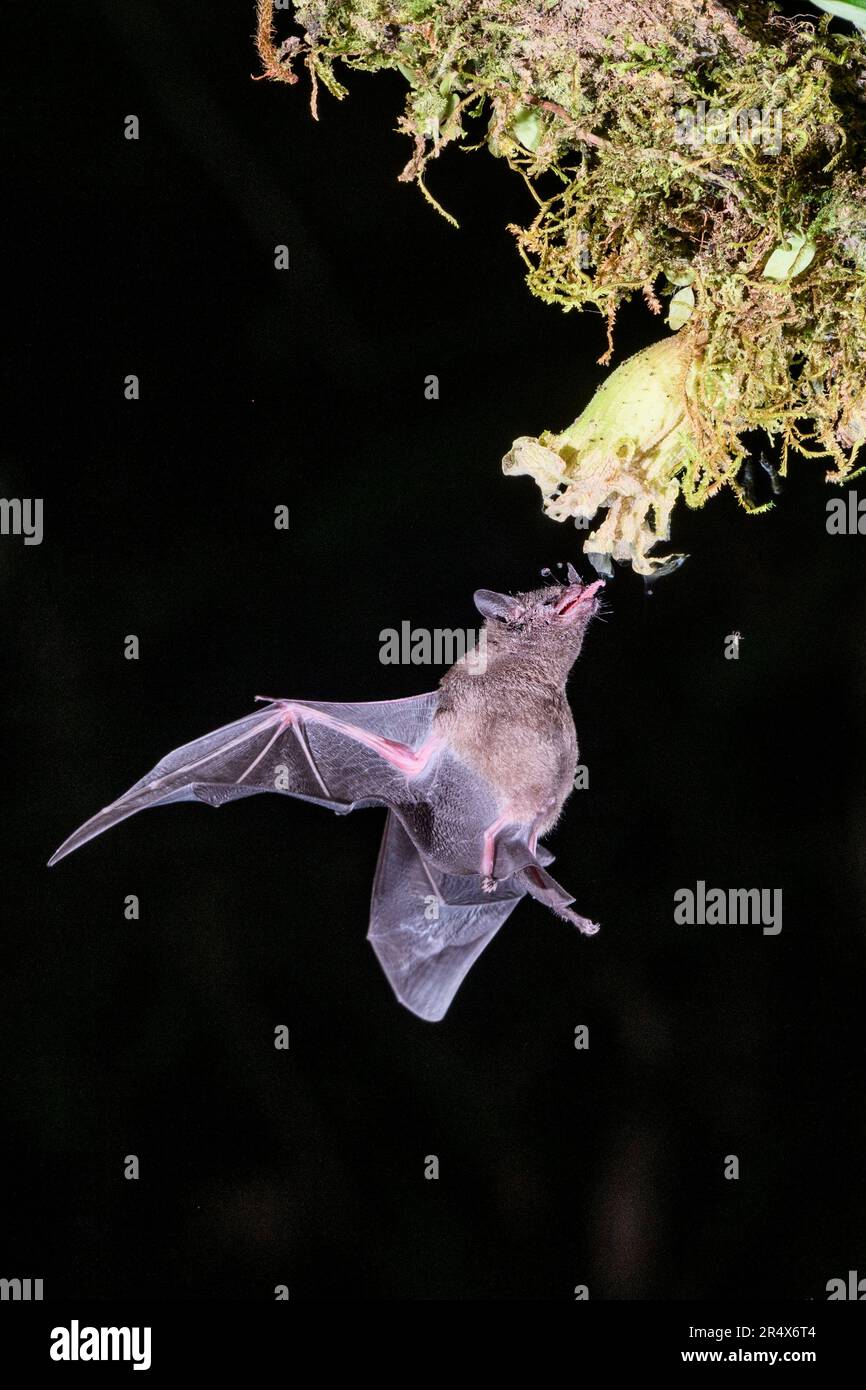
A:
[
  {"xmin": 481, "ymin": 875, "xmax": 498, "ymax": 895},
  {"xmin": 562, "ymin": 907, "xmax": 600, "ymax": 936}
]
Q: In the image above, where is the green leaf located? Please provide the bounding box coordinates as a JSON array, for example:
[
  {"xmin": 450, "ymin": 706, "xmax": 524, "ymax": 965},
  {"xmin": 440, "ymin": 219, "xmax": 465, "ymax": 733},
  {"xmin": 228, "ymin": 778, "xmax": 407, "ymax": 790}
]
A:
[
  {"xmin": 440, "ymin": 92, "xmax": 459, "ymax": 123},
  {"xmin": 762, "ymin": 233, "xmax": 816, "ymax": 282},
  {"xmin": 511, "ymin": 107, "xmax": 544, "ymax": 152},
  {"xmin": 809, "ymin": 1, "xmax": 866, "ymax": 35},
  {"xmin": 667, "ymin": 285, "xmax": 695, "ymax": 331}
]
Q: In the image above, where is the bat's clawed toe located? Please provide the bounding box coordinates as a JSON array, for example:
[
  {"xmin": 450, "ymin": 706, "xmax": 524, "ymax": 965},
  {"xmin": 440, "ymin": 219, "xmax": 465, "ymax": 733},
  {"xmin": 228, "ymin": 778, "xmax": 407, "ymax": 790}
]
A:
[
  {"xmin": 481, "ymin": 875, "xmax": 498, "ymax": 895},
  {"xmin": 572, "ymin": 913, "xmax": 600, "ymax": 936}
]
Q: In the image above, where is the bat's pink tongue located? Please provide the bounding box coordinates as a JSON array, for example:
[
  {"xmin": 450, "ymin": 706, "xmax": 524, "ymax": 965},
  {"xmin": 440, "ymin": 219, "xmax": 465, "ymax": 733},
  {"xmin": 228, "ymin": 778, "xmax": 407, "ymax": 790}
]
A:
[
  {"xmin": 555, "ymin": 578, "xmax": 605, "ymax": 615},
  {"xmin": 579, "ymin": 579, "xmax": 605, "ymax": 603}
]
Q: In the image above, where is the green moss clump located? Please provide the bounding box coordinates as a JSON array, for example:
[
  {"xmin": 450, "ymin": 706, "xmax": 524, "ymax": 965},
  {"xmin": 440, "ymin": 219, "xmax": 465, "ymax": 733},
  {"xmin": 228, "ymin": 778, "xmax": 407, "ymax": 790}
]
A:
[{"xmin": 257, "ymin": 0, "xmax": 866, "ymax": 572}]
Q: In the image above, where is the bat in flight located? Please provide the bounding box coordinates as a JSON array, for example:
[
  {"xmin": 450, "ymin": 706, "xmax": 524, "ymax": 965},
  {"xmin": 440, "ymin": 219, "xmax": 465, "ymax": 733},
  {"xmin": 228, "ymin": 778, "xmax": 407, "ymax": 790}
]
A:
[{"xmin": 49, "ymin": 569, "xmax": 605, "ymax": 1021}]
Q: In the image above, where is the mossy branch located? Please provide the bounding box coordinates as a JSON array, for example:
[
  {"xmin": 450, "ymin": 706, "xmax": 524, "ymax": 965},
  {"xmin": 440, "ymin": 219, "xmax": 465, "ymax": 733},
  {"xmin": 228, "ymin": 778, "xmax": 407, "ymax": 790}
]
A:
[{"xmin": 256, "ymin": 1, "xmax": 866, "ymax": 573}]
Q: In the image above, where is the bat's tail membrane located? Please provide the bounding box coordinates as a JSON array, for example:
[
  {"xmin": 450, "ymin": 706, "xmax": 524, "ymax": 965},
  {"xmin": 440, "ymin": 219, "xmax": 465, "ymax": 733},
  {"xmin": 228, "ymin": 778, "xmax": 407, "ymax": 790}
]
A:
[{"xmin": 368, "ymin": 813, "xmax": 523, "ymax": 1022}]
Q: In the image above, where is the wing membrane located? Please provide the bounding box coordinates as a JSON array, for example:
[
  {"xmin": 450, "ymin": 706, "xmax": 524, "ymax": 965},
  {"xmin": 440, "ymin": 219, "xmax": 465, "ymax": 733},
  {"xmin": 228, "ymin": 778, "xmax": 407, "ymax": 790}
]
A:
[
  {"xmin": 48, "ymin": 694, "xmax": 438, "ymax": 865},
  {"xmin": 368, "ymin": 812, "xmax": 524, "ymax": 1021}
]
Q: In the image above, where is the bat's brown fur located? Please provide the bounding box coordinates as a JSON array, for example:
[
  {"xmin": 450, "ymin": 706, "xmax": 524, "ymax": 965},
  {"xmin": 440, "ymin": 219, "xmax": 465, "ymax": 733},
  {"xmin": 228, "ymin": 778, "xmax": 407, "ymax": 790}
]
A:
[{"xmin": 435, "ymin": 581, "xmax": 599, "ymax": 835}]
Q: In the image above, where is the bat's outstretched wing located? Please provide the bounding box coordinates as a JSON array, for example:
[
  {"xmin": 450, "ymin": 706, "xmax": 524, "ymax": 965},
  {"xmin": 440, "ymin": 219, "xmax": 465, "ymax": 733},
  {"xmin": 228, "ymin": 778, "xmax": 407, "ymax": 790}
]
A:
[
  {"xmin": 48, "ymin": 694, "xmax": 440, "ymax": 866},
  {"xmin": 48, "ymin": 693, "xmax": 598, "ymax": 1020},
  {"xmin": 369, "ymin": 812, "xmax": 525, "ymax": 1022}
]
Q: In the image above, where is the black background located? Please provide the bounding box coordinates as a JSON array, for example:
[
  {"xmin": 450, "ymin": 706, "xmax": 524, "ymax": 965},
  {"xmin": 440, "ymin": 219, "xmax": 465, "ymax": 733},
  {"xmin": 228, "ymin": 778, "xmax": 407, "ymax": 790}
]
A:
[{"xmin": 2, "ymin": 0, "xmax": 865, "ymax": 1301}]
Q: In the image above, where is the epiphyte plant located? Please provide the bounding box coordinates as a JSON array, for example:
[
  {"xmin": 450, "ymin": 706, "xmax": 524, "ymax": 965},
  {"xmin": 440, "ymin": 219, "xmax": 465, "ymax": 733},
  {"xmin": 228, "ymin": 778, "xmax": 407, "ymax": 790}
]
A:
[{"xmin": 256, "ymin": 0, "xmax": 866, "ymax": 575}]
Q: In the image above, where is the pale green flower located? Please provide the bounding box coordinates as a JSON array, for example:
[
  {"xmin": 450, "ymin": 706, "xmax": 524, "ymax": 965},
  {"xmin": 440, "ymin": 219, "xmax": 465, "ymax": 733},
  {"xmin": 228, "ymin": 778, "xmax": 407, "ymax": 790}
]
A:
[{"xmin": 503, "ymin": 336, "xmax": 696, "ymax": 576}]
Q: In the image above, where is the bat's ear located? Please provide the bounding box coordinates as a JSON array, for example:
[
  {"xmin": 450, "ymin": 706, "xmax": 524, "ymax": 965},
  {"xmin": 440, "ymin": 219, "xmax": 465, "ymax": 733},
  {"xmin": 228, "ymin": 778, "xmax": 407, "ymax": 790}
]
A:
[{"xmin": 473, "ymin": 589, "xmax": 522, "ymax": 622}]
